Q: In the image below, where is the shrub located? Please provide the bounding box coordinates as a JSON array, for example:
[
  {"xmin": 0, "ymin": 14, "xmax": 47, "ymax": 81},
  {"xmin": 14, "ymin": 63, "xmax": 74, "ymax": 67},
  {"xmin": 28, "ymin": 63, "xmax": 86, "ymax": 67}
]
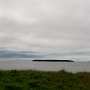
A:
[{"xmin": 4, "ymin": 84, "xmax": 22, "ymax": 90}]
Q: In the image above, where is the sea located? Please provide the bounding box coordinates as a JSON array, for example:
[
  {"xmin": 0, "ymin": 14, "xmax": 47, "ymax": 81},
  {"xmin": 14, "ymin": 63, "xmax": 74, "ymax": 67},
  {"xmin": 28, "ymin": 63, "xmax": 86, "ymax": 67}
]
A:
[{"xmin": 0, "ymin": 58, "xmax": 90, "ymax": 73}]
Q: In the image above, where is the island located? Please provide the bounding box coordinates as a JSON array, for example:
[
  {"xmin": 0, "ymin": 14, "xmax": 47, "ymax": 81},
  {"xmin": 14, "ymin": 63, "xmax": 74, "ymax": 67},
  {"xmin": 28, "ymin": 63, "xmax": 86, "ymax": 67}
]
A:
[{"xmin": 33, "ymin": 59, "xmax": 74, "ymax": 62}]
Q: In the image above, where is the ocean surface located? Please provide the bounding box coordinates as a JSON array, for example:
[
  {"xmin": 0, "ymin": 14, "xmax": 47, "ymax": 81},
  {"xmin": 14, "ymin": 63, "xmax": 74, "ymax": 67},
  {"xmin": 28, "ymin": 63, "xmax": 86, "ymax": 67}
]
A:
[{"xmin": 0, "ymin": 58, "xmax": 90, "ymax": 73}]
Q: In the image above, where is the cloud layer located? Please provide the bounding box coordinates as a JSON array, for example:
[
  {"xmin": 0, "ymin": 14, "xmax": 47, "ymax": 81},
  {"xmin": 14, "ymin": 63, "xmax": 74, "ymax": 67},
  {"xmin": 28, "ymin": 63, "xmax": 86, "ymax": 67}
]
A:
[{"xmin": 0, "ymin": 0, "xmax": 90, "ymax": 60}]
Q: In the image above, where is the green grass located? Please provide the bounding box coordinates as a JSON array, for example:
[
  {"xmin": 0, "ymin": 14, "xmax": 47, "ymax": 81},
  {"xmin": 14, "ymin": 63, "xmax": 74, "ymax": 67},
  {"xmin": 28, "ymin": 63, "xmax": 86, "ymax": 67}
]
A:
[{"xmin": 0, "ymin": 70, "xmax": 90, "ymax": 90}]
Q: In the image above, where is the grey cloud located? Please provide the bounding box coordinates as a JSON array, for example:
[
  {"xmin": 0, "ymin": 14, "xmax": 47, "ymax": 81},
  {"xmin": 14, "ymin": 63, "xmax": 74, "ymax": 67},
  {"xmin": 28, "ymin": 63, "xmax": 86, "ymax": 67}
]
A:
[{"xmin": 0, "ymin": 0, "xmax": 90, "ymax": 60}]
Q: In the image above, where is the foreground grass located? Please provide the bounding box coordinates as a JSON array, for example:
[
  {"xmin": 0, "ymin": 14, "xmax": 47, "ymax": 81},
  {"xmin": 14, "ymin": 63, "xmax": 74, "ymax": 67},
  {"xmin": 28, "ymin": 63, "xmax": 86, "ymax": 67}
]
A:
[{"xmin": 0, "ymin": 70, "xmax": 90, "ymax": 90}]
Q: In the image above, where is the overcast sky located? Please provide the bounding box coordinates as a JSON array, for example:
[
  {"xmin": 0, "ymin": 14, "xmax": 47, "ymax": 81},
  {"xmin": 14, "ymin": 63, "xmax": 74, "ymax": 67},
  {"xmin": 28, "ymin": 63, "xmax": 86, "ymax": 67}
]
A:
[{"xmin": 0, "ymin": 0, "xmax": 90, "ymax": 61}]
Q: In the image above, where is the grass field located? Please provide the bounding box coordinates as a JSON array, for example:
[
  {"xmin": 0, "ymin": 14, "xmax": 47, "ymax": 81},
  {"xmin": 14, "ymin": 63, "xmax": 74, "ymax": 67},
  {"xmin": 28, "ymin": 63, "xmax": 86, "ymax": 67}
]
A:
[{"xmin": 0, "ymin": 70, "xmax": 90, "ymax": 90}]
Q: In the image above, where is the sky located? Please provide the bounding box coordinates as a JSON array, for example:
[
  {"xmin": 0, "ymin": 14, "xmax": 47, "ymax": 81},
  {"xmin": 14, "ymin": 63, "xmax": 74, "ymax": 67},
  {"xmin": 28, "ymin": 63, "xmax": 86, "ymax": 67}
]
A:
[{"xmin": 0, "ymin": 0, "xmax": 90, "ymax": 61}]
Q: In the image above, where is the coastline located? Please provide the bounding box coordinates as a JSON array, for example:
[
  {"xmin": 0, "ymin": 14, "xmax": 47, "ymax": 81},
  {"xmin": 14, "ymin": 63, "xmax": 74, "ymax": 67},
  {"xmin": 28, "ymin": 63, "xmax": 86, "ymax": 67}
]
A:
[{"xmin": 0, "ymin": 60, "xmax": 90, "ymax": 73}]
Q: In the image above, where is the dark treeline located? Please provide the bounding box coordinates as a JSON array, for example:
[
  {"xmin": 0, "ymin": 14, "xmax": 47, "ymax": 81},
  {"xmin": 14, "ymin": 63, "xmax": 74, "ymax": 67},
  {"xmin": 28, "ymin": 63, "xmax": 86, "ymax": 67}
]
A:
[{"xmin": 33, "ymin": 59, "xmax": 74, "ymax": 62}]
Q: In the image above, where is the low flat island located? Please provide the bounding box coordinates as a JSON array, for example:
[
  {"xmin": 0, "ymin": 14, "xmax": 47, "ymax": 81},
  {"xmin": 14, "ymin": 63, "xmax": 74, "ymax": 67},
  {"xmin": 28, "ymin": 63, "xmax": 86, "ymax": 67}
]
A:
[{"xmin": 33, "ymin": 59, "xmax": 74, "ymax": 62}]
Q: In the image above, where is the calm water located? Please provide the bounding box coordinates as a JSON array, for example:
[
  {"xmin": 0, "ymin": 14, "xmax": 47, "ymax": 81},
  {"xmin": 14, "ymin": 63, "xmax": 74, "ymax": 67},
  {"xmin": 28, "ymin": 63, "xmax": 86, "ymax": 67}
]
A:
[{"xmin": 0, "ymin": 58, "xmax": 90, "ymax": 73}]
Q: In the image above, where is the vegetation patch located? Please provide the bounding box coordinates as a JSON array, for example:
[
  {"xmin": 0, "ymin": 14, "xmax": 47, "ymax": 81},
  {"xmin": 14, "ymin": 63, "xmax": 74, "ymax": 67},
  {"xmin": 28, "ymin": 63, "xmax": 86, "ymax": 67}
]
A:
[{"xmin": 0, "ymin": 70, "xmax": 90, "ymax": 90}]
